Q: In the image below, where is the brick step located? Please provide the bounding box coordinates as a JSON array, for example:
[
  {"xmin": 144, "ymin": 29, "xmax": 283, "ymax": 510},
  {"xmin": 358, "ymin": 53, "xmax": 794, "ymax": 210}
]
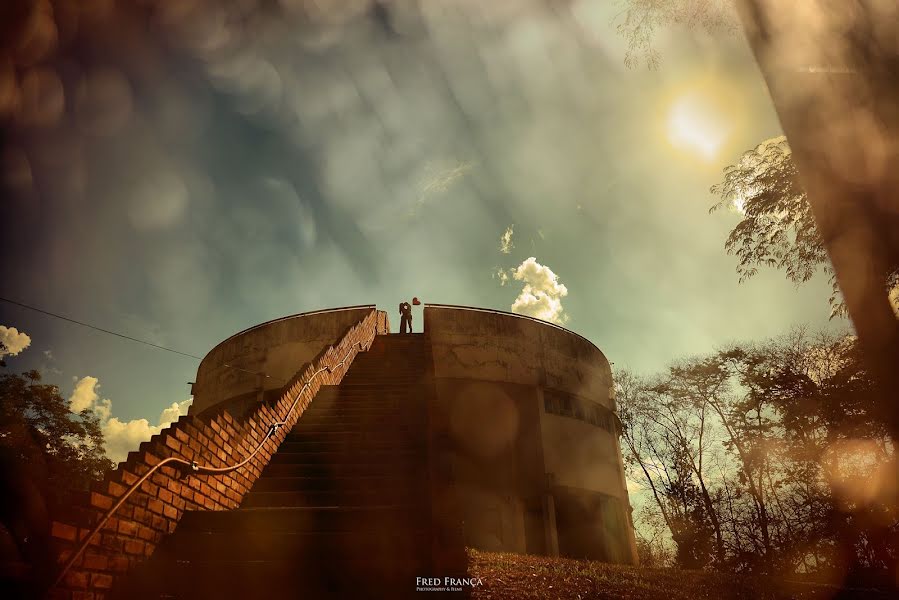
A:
[
  {"xmin": 336, "ymin": 380, "xmax": 423, "ymax": 387},
  {"xmin": 302, "ymin": 405, "xmax": 413, "ymax": 416},
  {"xmin": 284, "ymin": 430, "xmax": 426, "ymax": 443},
  {"xmin": 261, "ymin": 462, "xmax": 428, "ymax": 479},
  {"xmin": 342, "ymin": 364, "xmax": 426, "ymax": 370},
  {"xmin": 177, "ymin": 506, "xmax": 429, "ymax": 534},
  {"xmin": 349, "ymin": 364, "xmax": 427, "ymax": 374},
  {"xmin": 251, "ymin": 475, "xmax": 416, "ymax": 492},
  {"xmin": 295, "ymin": 415, "xmax": 416, "ymax": 426},
  {"xmin": 337, "ymin": 374, "xmax": 423, "ymax": 380},
  {"xmin": 341, "ymin": 364, "xmax": 426, "ymax": 371},
  {"xmin": 309, "ymin": 397, "xmax": 422, "ymax": 407},
  {"xmin": 120, "ymin": 557, "xmax": 430, "ymax": 600},
  {"xmin": 308, "ymin": 399, "xmax": 423, "ymax": 409},
  {"xmin": 241, "ymin": 486, "xmax": 423, "ymax": 508},
  {"xmin": 314, "ymin": 392, "xmax": 420, "ymax": 401},
  {"xmin": 290, "ymin": 422, "xmax": 417, "ymax": 433},
  {"xmin": 272, "ymin": 447, "xmax": 425, "ymax": 459},
  {"xmin": 155, "ymin": 529, "xmax": 429, "ymax": 561},
  {"xmin": 276, "ymin": 440, "xmax": 419, "ymax": 453},
  {"xmin": 310, "ymin": 397, "xmax": 421, "ymax": 406},
  {"xmin": 339, "ymin": 376, "xmax": 424, "ymax": 380},
  {"xmin": 268, "ymin": 449, "xmax": 424, "ymax": 465},
  {"xmin": 297, "ymin": 406, "xmax": 412, "ymax": 423},
  {"xmin": 332, "ymin": 384, "xmax": 423, "ymax": 391}
]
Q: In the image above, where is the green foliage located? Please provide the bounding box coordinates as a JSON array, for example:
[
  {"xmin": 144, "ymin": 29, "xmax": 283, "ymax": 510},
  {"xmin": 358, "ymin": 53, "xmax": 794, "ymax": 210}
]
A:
[
  {"xmin": 710, "ymin": 137, "xmax": 843, "ymax": 316},
  {"xmin": 0, "ymin": 370, "xmax": 114, "ymax": 503},
  {"xmin": 711, "ymin": 137, "xmax": 899, "ymax": 319},
  {"xmin": 619, "ymin": 329, "xmax": 897, "ymax": 575},
  {"xmin": 615, "ymin": 0, "xmax": 736, "ymax": 69}
]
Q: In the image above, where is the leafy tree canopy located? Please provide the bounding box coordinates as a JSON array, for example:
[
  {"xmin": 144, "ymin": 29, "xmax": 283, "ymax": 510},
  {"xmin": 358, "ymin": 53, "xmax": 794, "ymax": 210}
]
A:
[
  {"xmin": 710, "ymin": 137, "xmax": 899, "ymax": 319},
  {"xmin": 615, "ymin": 0, "xmax": 736, "ymax": 69},
  {"xmin": 0, "ymin": 370, "xmax": 114, "ymax": 504}
]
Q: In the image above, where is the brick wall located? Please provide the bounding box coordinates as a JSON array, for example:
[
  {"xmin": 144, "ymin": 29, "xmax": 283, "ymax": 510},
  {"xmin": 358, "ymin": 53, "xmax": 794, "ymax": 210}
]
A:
[
  {"xmin": 376, "ymin": 310, "xmax": 391, "ymax": 335},
  {"xmin": 48, "ymin": 308, "xmax": 385, "ymax": 599}
]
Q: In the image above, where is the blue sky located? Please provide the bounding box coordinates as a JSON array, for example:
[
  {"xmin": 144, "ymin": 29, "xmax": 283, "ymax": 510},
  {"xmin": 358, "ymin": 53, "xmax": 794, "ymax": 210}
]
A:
[{"xmin": 1, "ymin": 2, "xmax": 840, "ymax": 460}]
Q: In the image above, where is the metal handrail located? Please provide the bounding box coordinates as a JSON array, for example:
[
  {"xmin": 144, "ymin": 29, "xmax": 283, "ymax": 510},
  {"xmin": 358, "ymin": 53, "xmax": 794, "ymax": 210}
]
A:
[{"xmin": 52, "ymin": 327, "xmax": 375, "ymax": 590}]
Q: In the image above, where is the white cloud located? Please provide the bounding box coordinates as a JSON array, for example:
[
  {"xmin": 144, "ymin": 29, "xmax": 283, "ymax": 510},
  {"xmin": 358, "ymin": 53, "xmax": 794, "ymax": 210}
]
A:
[
  {"xmin": 510, "ymin": 257, "xmax": 569, "ymax": 325},
  {"xmin": 102, "ymin": 417, "xmax": 159, "ymax": 464},
  {"xmin": 493, "ymin": 267, "xmax": 511, "ymax": 286},
  {"xmin": 69, "ymin": 376, "xmax": 112, "ymax": 421},
  {"xmin": 418, "ymin": 159, "xmax": 472, "ymax": 204},
  {"xmin": 499, "ymin": 225, "xmax": 515, "ymax": 254},
  {"xmin": 0, "ymin": 325, "xmax": 31, "ymax": 357},
  {"xmin": 159, "ymin": 399, "xmax": 193, "ymax": 429},
  {"xmin": 69, "ymin": 376, "xmax": 192, "ymax": 463}
]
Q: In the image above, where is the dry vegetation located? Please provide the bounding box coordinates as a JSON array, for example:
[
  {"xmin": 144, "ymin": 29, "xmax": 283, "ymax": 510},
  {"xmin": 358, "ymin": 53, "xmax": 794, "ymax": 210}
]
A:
[{"xmin": 467, "ymin": 549, "xmax": 893, "ymax": 600}]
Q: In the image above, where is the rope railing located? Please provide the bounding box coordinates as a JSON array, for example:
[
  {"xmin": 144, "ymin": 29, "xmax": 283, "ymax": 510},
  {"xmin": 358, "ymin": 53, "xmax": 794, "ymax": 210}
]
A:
[{"xmin": 52, "ymin": 330, "xmax": 375, "ymax": 590}]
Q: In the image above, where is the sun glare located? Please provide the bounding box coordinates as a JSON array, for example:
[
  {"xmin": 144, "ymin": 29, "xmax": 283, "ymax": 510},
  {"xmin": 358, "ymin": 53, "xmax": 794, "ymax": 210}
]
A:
[{"xmin": 667, "ymin": 90, "xmax": 734, "ymax": 161}]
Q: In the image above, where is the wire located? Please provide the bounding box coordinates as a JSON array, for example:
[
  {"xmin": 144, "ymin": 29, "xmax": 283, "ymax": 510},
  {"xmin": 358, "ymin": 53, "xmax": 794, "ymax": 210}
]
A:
[{"xmin": 0, "ymin": 296, "xmax": 270, "ymax": 378}]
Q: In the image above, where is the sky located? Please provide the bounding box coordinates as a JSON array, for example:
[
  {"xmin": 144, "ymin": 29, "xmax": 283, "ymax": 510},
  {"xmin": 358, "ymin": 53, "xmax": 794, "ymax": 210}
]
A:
[{"xmin": 0, "ymin": 1, "xmax": 841, "ymax": 462}]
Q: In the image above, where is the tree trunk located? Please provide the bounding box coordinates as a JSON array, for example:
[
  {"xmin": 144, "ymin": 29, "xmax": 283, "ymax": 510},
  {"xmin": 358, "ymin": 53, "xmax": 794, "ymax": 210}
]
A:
[{"xmin": 734, "ymin": 1, "xmax": 899, "ymax": 443}]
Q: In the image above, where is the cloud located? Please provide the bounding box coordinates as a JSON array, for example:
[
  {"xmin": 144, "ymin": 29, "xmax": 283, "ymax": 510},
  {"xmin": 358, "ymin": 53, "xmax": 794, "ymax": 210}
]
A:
[
  {"xmin": 69, "ymin": 376, "xmax": 192, "ymax": 463},
  {"xmin": 499, "ymin": 225, "xmax": 515, "ymax": 254},
  {"xmin": 418, "ymin": 160, "xmax": 473, "ymax": 204},
  {"xmin": 0, "ymin": 325, "xmax": 31, "ymax": 357},
  {"xmin": 510, "ymin": 257, "xmax": 569, "ymax": 325},
  {"xmin": 69, "ymin": 376, "xmax": 112, "ymax": 421},
  {"xmin": 493, "ymin": 267, "xmax": 511, "ymax": 286},
  {"xmin": 158, "ymin": 399, "xmax": 193, "ymax": 429}
]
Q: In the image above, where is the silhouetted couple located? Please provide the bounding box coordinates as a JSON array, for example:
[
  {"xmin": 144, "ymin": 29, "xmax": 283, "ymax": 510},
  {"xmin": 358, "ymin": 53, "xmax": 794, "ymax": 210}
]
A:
[
  {"xmin": 399, "ymin": 298, "xmax": 420, "ymax": 333},
  {"xmin": 399, "ymin": 301, "xmax": 413, "ymax": 333}
]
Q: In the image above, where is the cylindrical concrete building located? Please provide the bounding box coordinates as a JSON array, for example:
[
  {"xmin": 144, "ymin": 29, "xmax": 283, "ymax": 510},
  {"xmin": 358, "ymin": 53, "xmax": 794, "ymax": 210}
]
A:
[{"xmin": 189, "ymin": 304, "xmax": 638, "ymax": 566}]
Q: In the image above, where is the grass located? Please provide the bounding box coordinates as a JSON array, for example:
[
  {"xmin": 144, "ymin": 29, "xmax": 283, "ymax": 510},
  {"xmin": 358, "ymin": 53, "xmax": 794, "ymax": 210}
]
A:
[{"xmin": 467, "ymin": 549, "xmax": 894, "ymax": 600}]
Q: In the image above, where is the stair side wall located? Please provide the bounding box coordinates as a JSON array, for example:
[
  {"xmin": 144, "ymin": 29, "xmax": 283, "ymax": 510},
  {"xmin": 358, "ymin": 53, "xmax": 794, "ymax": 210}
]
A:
[
  {"xmin": 190, "ymin": 307, "xmax": 380, "ymax": 416},
  {"xmin": 48, "ymin": 310, "xmax": 381, "ymax": 600}
]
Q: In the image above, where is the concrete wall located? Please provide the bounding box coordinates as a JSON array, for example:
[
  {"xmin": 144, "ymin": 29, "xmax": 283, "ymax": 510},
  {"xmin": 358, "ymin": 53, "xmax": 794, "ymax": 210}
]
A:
[
  {"xmin": 424, "ymin": 305, "xmax": 615, "ymax": 409},
  {"xmin": 190, "ymin": 307, "xmax": 382, "ymax": 416},
  {"xmin": 423, "ymin": 305, "xmax": 636, "ymax": 564}
]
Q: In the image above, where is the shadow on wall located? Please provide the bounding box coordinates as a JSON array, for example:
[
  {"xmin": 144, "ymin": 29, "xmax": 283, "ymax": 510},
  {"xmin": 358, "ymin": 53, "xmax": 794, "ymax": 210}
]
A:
[{"xmin": 553, "ymin": 486, "xmax": 631, "ymax": 563}]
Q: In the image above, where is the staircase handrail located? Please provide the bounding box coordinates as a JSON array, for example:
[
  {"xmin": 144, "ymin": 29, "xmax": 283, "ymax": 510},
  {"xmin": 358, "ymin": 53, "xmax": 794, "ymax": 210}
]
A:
[{"xmin": 52, "ymin": 329, "xmax": 376, "ymax": 590}]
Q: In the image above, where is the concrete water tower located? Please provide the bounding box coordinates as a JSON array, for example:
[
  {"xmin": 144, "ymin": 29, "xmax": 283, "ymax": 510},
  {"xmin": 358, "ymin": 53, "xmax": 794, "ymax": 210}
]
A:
[{"xmin": 188, "ymin": 304, "xmax": 638, "ymax": 565}]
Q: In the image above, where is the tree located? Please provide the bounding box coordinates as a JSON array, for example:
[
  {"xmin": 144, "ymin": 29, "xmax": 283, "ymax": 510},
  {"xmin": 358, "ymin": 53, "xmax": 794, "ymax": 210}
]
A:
[
  {"xmin": 618, "ymin": 370, "xmax": 721, "ymax": 569},
  {"xmin": 618, "ymin": 330, "xmax": 896, "ymax": 577},
  {"xmin": 0, "ymin": 370, "xmax": 114, "ymax": 504},
  {"xmin": 616, "ymin": 0, "xmax": 899, "ymax": 447},
  {"xmin": 710, "ymin": 137, "xmax": 899, "ymax": 319},
  {"xmin": 615, "ymin": 0, "xmax": 736, "ymax": 69}
]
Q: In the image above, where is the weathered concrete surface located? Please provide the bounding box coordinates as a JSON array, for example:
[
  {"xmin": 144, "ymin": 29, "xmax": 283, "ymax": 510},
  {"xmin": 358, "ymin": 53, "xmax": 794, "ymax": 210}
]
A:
[
  {"xmin": 423, "ymin": 305, "xmax": 637, "ymax": 565},
  {"xmin": 424, "ymin": 306, "xmax": 615, "ymax": 408},
  {"xmin": 190, "ymin": 307, "xmax": 385, "ymax": 415},
  {"xmin": 539, "ymin": 412, "xmax": 621, "ymax": 496}
]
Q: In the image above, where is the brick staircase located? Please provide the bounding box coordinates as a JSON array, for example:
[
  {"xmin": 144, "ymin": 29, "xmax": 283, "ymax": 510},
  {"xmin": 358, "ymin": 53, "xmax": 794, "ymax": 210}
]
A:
[{"xmin": 114, "ymin": 334, "xmax": 436, "ymax": 599}]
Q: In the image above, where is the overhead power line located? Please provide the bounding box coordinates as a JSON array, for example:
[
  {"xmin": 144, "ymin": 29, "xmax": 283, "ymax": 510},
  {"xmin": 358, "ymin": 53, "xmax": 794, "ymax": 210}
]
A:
[{"xmin": 0, "ymin": 296, "xmax": 270, "ymax": 379}]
